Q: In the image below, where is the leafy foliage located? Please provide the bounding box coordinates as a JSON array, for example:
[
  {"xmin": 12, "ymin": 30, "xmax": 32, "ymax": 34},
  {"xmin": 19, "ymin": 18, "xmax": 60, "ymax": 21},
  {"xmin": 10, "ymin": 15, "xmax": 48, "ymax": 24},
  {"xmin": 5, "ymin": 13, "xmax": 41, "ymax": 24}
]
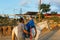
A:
[
  {"xmin": 39, "ymin": 4, "xmax": 50, "ymax": 13},
  {"xmin": 0, "ymin": 16, "xmax": 17, "ymax": 26},
  {"xmin": 51, "ymin": 11, "xmax": 57, "ymax": 15}
]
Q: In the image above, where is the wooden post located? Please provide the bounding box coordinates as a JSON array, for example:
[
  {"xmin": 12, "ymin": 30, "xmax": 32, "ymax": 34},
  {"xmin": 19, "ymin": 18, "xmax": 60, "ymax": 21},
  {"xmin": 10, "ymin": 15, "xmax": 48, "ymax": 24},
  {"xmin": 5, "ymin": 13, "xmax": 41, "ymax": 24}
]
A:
[{"xmin": 38, "ymin": 0, "xmax": 41, "ymax": 22}]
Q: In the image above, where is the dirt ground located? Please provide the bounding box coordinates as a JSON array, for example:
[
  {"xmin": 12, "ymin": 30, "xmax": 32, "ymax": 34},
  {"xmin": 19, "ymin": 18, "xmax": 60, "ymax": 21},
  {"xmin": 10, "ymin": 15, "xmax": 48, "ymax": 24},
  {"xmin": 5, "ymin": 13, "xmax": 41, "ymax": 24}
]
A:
[
  {"xmin": 0, "ymin": 36, "xmax": 12, "ymax": 40},
  {"xmin": 0, "ymin": 29, "xmax": 60, "ymax": 40}
]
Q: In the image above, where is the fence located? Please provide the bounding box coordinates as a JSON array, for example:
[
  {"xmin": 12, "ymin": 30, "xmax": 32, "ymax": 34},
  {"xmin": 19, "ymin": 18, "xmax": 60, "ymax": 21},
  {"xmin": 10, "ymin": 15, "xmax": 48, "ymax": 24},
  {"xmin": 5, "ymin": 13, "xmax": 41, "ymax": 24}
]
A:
[{"xmin": 0, "ymin": 26, "xmax": 14, "ymax": 36}]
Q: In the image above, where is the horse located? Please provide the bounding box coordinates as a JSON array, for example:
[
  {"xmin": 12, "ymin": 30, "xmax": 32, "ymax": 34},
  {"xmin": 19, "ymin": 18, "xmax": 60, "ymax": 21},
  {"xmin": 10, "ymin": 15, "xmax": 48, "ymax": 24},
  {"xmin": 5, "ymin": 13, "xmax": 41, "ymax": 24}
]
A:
[
  {"xmin": 12, "ymin": 20, "xmax": 50, "ymax": 40},
  {"xmin": 34, "ymin": 20, "xmax": 50, "ymax": 40}
]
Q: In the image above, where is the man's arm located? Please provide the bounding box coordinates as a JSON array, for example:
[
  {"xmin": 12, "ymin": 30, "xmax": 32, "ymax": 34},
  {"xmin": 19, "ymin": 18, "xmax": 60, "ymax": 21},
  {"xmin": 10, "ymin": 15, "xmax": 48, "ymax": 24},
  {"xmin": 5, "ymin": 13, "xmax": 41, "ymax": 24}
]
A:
[
  {"xmin": 23, "ymin": 30, "xmax": 29, "ymax": 34},
  {"xmin": 22, "ymin": 24, "xmax": 29, "ymax": 34}
]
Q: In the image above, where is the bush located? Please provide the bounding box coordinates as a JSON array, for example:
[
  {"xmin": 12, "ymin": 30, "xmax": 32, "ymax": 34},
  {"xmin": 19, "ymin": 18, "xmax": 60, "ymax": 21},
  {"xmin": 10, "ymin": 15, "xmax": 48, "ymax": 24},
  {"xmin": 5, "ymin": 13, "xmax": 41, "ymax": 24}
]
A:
[
  {"xmin": 46, "ymin": 16, "xmax": 60, "ymax": 22},
  {"xmin": 0, "ymin": 16, "xmax": 18, "ymax": 26}
]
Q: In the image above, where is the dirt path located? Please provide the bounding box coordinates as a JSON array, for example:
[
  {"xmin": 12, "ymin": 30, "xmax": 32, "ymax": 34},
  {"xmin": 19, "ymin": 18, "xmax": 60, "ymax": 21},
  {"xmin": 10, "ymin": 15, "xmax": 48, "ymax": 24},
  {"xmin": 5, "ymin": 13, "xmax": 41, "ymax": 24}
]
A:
[
  {"xmin": 39, "ymin": 29, "xmax": 60, "ymax": 40},
  {"xmin": 0, "ymin": 29, "xmax": 60, "ymax": 40},
  {"xmin": 0, "ymin": 36, "xmax": 12, "ymax": 40},
  {"xmin": 48, "ymin": 29, "xmax": 60, "ymax": 40}
]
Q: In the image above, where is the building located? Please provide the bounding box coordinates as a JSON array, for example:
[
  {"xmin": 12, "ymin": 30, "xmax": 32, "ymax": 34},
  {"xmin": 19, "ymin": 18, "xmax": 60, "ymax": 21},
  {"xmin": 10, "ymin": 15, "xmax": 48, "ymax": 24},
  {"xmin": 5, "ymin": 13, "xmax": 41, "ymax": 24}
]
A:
[{"xmin": 15, "ymin": 12, "xmax": 60, "ymax": 19}]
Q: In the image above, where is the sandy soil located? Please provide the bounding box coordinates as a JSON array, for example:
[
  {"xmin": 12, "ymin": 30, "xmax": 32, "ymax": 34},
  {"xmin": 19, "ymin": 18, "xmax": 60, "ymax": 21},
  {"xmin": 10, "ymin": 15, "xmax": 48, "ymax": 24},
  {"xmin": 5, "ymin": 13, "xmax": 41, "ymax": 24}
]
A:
[{"xmin": 0, "ymin": 29, "xmax": 60, "ymax": 40}]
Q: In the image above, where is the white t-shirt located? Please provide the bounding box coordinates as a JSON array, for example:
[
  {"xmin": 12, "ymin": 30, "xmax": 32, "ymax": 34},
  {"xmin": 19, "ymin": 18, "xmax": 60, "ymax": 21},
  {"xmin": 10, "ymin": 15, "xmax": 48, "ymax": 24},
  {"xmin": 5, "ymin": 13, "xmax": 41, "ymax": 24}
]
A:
[{"xmin": 13, "ymin": 23, "xmax": 25, "ymax": 40}]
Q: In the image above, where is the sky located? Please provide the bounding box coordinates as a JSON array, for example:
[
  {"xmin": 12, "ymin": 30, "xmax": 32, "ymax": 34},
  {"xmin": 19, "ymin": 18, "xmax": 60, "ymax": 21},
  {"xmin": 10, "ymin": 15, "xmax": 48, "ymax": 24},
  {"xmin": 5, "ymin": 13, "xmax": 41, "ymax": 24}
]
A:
[{"xmin": 0, "ymin": 0, "xmax": 60, "ymax": 14}]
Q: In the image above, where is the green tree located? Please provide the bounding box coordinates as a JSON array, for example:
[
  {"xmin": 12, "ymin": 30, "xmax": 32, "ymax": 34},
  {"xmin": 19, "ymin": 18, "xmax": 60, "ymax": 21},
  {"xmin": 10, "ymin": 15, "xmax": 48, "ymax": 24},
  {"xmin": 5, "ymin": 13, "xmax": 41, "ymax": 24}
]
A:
[
  {"xmin": 40, "ymin": 4, "xmax": 50, "ymax": 13},
  {"xmin": 3, "ymin": 15, "xmax": 9, "ymax": 26},
  {"xmin": 51, "ymin": 11, "xmax": 57, "ymax": 15},
  {"xmin": 39, "ymin": 4, "xmax": 50, "ymax": 20}
]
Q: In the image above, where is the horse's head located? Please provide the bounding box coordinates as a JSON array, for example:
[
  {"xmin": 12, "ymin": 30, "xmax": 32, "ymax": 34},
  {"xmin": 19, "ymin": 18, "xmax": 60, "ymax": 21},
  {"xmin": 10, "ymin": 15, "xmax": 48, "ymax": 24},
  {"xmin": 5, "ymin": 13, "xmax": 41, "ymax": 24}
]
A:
[{"xmin": 45, "ymin": 21, "xmax": 51, "ymax": 30}]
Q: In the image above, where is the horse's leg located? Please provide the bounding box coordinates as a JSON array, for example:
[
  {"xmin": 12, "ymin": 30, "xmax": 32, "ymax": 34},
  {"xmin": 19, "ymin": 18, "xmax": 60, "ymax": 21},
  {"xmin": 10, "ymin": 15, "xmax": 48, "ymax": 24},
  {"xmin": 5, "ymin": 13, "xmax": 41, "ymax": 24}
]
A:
[
  {"xmin": 35, "ymin": 30, "xmax": 41, "ymax": 40},
  {"xmin": 12, "ymin": 31, "xmax": 15, "ymax": 40}
]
